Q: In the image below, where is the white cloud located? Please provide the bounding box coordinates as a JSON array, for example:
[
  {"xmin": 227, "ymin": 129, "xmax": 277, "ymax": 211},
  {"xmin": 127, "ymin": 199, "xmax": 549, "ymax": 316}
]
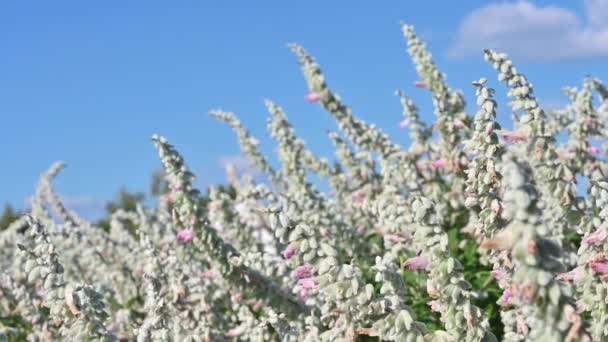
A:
[
  {"xmin": 585, "ymin": 0, "xmax": 608, "ymax": 29},
  {"xmin": 447, "ymin": 0, "xmax": 608, "ymax": 62},
  {"xmin": 217, "ymin": 154, "xmax": 265, "ymax": 183}
]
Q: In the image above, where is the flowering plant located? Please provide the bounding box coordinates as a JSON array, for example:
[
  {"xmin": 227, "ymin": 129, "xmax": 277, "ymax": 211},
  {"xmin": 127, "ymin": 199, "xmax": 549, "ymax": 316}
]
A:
[{"xmin": 2, "ymin": 22, "xmax": 608, "ymax": 342}]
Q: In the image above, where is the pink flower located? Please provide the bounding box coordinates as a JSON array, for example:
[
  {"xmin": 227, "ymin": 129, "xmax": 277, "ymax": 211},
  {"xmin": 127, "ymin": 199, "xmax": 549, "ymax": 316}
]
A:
[
  {"xmin": 177, "ymin": 229, "xmax": 195, "ymax": 242},
  {"xmin": 387, "ymin": 234, "xmax": 407, "ymax": 243},
  {"xmin": 226, "ymin": 327, "xmax": 244, "ymax": 337},
  {"xmin": 299, "ymin": 289, "xmax": 308, "ymax": 300},
  {"xmin": 174, "ymin": 185, "xmax": 183, "ymax": 192},
  {"xmin": 399, "ymin": 119, "xmax": 410, "ymax": 129},
  {"xmin": 201, "ymin": 269, "xmax": 219, "ymax": 280},
  {"xmin": 587, "ymin": 146, "xmax": 601, "ymax": 154},
  {"xmin": 500, "ymin": 289, "xmax": 512, "ymax": 305},
  {"xmin": 556, "ymin": 268, "xmax": 583, "ymax": 282},
  {"xmin": 454, "ymin": 119, "xmax": 465, "ymax": 129},
  {"xmin": 590, "ymin": 261, "xmax": 608, "ymax": 274},
  {"xmin": 294, "ymin": 265, "xmax": 313, "ymax": 279},
  {"xmin": 569, "ymin": 225, "xmax": 584, "ymax": 235},
  {"xmin": 516, "ymin": 315, "xmax": 529, "ymax": 335},
  {"xmin": 583, "ymin": 229, "xmax": 607, "ymax": 246},
  {"xmin": 403, "ymin": 254, "xmax": 429, "ymax": 270},
  {"xmin": 427, "ymin": 300, "xmax": 444, "ymax": 313},
  {"xmin": 297, "ymin": 277, "xmax": 319, "ymax": 289},
  {"xmin": 282, "ymin": 247, "xmax": 296, "ymax": 259},
  {"xmin": 465, "ymin": 150, "xmax": 477, "ymax": 157},
  {"xmin": 305, "ymin": 91, "xmax": 324, "ymax": 103},
  {"xmin": 430, "ymin": 159, "xmax": 446, "ymax": 169},
  {"xmin": 351, "ymin": 190, "xmax": 366, "ymax": 203},
  {"xmin": 500, "ymin": 130, "xmax": 527, "ymax": 143},
  {"xmin": 491, "ymin": 269, "xmax": 507, "ymax": 281},
  {"xmin": 414, "ymin": 80, "xmax": 426, "ymax": 88}
]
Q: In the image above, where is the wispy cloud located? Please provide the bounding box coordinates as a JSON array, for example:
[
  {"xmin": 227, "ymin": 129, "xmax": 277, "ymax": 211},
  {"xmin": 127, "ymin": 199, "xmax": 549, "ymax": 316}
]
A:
[
  {"xmin": 217, "ymin": 154, "xmax": 266, "ymax": 183},
  {"xmin": 447, "ymin": 0, "xmax": 608, "ymax": 62}
]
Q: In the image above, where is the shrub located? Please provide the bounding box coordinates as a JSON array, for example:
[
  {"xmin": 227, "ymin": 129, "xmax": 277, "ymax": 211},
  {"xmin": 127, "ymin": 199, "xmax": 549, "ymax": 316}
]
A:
[{"xmin": 2, "ymin": 22, "xmax": 607, "ymax": 341}]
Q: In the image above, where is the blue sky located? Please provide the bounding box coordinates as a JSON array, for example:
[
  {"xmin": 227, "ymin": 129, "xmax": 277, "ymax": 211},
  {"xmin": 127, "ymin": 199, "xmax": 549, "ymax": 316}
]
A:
[{"xmin": 2, "ymin": 1, "xmax": 607, "ymax": 220}]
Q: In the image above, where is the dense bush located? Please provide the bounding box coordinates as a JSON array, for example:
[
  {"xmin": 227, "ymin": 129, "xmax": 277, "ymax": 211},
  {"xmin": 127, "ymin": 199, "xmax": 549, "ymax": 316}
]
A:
[{"xmin": 2, "ymin": 22, "xmax": 608, "ymax": 341}]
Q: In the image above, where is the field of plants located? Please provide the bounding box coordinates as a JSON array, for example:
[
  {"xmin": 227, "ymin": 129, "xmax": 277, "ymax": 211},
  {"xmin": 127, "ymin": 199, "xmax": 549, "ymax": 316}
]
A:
[{"xmin": 2, "ymin": 22, "xmax": 608, "ymax": 341}]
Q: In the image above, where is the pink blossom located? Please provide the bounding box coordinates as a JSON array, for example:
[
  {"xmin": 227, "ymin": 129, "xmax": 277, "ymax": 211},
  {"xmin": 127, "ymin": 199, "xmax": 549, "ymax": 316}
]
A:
[
  {"xmin": 297, "ymin": 277, "xmax": 319, "ymax": 289},
  {"xmin": 427, "ymin": 300, "xmax": 444, "ymax": 313},
  {"xmin": 282, "ymin": 247, "xmax": 296, "ymax": 259},
  {"xmin": 294, "ymin": 265, "xmax": 313, "ymax": 279},
  {"xmin": 226, "ymin": 327, "xmax": 244, "ymax": 337},
  {"xmin": 386, "ymin": 234, "xmax": 407, "ymax": 243},
  {"xmin": 454, "ymin": 119, "xmax": 465, "ymax": 129},
  {"xmin": 414, "ymin": 80, "xmax": 427, "ymax": 88},
  {"xmin": 403, "ymin": 254, "xmax": 429, "ymax": 270},
  {"xmin": 575, "ymin": 300, "xmax": 587, "ymax": 313},
  {"xmin": 201, "ymin": 269, "xmax": 219, "ymax": 280},
  {"xmin": 500, "ymin": 130, "xmax": 527, "ymax": 143},
  {"xmin": 351, "ymin": 190, "xmax": 366, "ymax": 203},
  {"xmin": 299, "ymin": 289, "xmax": 308, "ymax": 300},
  {"xmin": 500, "ymin": 289, "xmax": 512, "ymax": 305},
  {"xmin": 430, "ymin": 159, "xmax": 446, "ymax": 169},
  {"xmin": 583, "ymin": 229, "xmax": 607, "ymax": 246},
  {"xmin": 305, "ymin": 91, "xmax": 324, "ymax": 103},
  {"xmin": 516, "ymin": 315, "xmax": 529, "ymax": 335},
  {"xmin": 356, "ymin": 225, "xmax": 366, "ymax": 235},
  {"xmin": 587, "ymin": 146, "xmax": 601, "ymax": 154},
  {"xmin": 174, "ymin": 185, "xmax": 183, "ymax": 192},
  {"xmin": 399, "ymin": 119, "xmax": 410, "ymax": 129},
  {"xmin": 556, "ymin": 268, "xmax": 583, "ymax": 282},
  {"xmin": 569, "ymin": 225, "xmax": 584, "ymax": 235},
  {"xmin": 250, "ymin": 138, "xmax": 260, "ymax": 147},
  {"xmin": 491, "ymin": 269, "xmax": 507, "ymax": 281},
  {"xmin": 590, "ymin": 261, "xmax": 608, "ymax": 274},
  {"xmin": 177, "ymin": 229, "xmax": 195, "ymax": 242}
]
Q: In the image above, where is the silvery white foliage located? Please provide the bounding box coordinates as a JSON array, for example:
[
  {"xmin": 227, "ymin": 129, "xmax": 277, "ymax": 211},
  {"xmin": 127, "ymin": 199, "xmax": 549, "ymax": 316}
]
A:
[
  {"xmin": 289, "ymin": 43, "xmax": 401, "ymax": 160},
  {"xmin": 63, "ymin": 284, "xmax": 117, "ymax": 341},
  {"xmin": 265, "ymin": 99, "xmax": 332, "ymax": 180},
  {"xmin": 483, "ymin": 157, "xmax": 589, "ymax": 342},
  {"xmin": 365, "ymin": 256, "xmax": 427, "ymax": 341},
  {"xmin": 265, "ymin": 100, "xmax": 364, "ymax": 251},
  {"xmin": 371, "ymin": 184, "xmax": 416, "ymax": 259},
  {"xmin": 263, "ymin": 310, "xmax": 303, "ymax": 342},
  {"xmin": 135, "ymin": 230, "xmax": 170, "ymax": 341},
  {"xmin": 559, "ymin": 78, "xmax": 603, "ymax": 178},
  {"xmin": 592, "ymin": 79, "xmax": 608, "ymax": 118},
  {"xmin": 484, "ymin": 49, "xmax": 578, "ymax": 267},
  {"xmin": 395, "ymin": 89, "xmax": 432, "ymax": 156},
  {"xmin": 7, "ymin": 21, "xmax": 608, "ymax": 342},
  {"xmin": 0, "ymin": 273, "xmax": 52, "ymax": 341},
  {"xmin": 463, "ymin": 78, "xmax": 507, "ymax": 272},
  {"xmin": 400, "ymin": 23, "xmax": 469, "ymax": 152},
  {"xmin": 153, "ymin": 134, "xmax": 306, "ymax": 319},
  {"xmin": 573, "ymin": 169, "xmax": 608, "ymax": 341},
  {"xmin": 410, "ymin": 197, "xmax": 496, "ymax": 342},
  {"xmin": 19, "ymin": 216, "xmax": 117, "ymax": 341},
  {"xmin": 208, "ymin": 110, "xmax": 284, "ymax": 189},
  {"xmin": 269, "ymin": 200, "xmax": 427, "ymax": 341},
  {"xmin": 400, "ymin": 23, "xmax": 469, "ymax": 211}
]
